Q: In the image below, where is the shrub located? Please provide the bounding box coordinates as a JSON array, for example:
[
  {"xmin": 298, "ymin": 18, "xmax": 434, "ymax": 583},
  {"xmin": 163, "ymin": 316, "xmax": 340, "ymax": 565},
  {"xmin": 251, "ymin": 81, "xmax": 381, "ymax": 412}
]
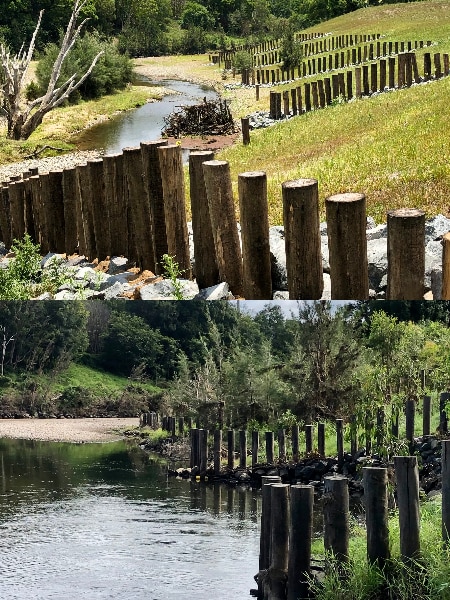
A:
[{"xmin": 232, "ymin": 50, "xmax": 253, "ymax": 73}]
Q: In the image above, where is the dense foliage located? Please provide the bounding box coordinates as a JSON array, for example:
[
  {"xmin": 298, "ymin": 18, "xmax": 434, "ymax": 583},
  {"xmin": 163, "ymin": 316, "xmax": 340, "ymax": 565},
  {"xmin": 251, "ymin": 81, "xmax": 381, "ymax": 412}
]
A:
[{"xmin": 1, "ymin": 300, "xmax": 450, "ymax": 425}]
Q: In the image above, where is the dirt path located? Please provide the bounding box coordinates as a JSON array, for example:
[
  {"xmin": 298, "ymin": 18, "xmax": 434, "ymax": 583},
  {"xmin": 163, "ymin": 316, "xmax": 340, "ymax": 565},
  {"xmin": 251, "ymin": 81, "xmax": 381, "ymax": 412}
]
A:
[{"xmin": 0, "ymin": 417, "xmax": 139, "ymax": 443}]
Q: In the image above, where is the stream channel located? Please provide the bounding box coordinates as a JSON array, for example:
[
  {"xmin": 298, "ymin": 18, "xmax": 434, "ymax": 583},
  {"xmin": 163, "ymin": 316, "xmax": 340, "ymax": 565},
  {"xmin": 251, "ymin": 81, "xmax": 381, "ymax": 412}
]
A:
[
  {"xmin": 75, "ymin": 77, "xmax": 218, "ymax": 156},
  {"xmin": 0, "ymin": 438, "xmax": 260, "ymax": 600}
]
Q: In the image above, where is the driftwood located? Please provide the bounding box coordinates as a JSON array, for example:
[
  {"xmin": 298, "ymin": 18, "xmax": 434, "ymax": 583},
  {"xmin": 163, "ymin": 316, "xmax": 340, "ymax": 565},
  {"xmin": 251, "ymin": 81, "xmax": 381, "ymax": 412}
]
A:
[{"xmin": 162, "ymin": 98, "xmax": 236, "ymax": 138}]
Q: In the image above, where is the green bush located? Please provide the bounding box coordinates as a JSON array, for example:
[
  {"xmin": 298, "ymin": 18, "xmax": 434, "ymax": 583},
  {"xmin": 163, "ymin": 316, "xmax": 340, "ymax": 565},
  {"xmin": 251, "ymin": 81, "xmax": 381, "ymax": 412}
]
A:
[
  {"xmin": 232, "ymin": 50, "xmax": 253, "ymax": 72},
  {"xmin": 36, "ymin": 32, "xmax": 133, "ymax": 102}
]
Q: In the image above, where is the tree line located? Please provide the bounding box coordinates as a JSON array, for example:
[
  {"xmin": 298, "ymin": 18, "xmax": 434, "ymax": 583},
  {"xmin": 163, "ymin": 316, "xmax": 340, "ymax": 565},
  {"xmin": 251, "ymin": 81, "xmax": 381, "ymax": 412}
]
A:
[{"xmin": 0, "ymin": 300, "xmax": 449, "ymax": 427}]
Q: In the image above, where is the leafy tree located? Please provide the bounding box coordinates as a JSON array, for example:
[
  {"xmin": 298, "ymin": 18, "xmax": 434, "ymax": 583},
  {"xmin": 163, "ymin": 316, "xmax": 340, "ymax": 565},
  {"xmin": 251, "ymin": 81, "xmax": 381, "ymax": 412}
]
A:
[
  {"xmin": 117, "ymin": 0, "xmax": 171, "ymax": 56},
  {"xmin": 279, "ymin": 20, "xmax": 303, "ymax": 70},
  {"xmin": 181, "ymin": 2, "xmax": 214, "ymax": 29}
]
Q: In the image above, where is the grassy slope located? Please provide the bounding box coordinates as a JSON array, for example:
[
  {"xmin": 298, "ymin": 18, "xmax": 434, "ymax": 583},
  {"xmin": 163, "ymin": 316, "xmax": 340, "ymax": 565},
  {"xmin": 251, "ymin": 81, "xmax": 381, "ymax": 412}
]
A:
[{"xmin": 215, "ymin": 0, "xmax": 450, "ymax": 224}]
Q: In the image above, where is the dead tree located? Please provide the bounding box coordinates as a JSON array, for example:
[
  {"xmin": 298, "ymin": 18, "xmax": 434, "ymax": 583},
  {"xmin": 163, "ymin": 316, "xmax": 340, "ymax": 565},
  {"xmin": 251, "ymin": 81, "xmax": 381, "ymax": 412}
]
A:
[{"xmin": 0, "ymin": 0, "xmax": 104, "ymax": 140}]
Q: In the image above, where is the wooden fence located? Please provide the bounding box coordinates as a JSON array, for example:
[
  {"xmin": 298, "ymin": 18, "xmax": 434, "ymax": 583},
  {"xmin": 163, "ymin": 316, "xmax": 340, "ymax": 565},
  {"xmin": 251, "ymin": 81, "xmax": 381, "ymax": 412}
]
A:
[{"xmin": 256, "ymin": 448, "xmax": 448, "ymax": 600}]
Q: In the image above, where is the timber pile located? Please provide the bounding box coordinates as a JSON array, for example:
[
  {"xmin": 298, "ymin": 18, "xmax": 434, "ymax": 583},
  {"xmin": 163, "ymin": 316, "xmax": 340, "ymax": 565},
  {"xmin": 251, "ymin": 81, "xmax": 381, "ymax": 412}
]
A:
[{"xmin": 162, "ymin": 98, "xmax": 236, "ymax": 137}]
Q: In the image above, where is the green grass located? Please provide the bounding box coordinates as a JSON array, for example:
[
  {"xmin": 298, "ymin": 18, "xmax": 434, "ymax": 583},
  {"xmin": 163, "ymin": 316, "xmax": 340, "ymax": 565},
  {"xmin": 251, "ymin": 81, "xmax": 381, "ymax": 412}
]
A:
[{"xmin": 214, "ymin": 0, "xmax": 450, "ymax": 224}]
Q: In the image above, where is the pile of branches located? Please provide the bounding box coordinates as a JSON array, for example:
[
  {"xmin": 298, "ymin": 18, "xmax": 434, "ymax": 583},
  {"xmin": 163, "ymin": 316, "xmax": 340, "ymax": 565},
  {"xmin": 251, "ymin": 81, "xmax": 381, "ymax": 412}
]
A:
[{"xmin": 162, "ymin": 98, "xmax": 236, "ymax": 138}]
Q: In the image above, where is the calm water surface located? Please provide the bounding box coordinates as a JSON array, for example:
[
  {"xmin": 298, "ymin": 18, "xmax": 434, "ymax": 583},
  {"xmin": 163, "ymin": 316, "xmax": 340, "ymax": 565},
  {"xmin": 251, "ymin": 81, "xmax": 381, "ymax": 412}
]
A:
[
  {"xmin": 76, "ymin": 79, "xmax": 218, "ymax": 155},
  {"xmin": 0, "ymin": 438, "xmax": 260, "ymax": 600}
]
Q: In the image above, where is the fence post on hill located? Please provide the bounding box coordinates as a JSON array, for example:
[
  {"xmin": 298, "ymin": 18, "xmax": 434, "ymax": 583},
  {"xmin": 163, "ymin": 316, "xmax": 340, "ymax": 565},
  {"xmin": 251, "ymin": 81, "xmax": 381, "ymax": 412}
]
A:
[
  {"xmin": 87, "ymin": 159, "xmax": 110, "ymax": 261},
  {"xmin": 363, "ymin": 467, "xmax": 390, "ymax": 568},
  {"xmin": 442, "ymin": 440, "xmax": 450, "ymax": 543},
  {"xmin": 238, "ymin": 171, "xmax": 272, "ymax": 299},
  {"xmin": 202, "ymin": 160, "xmax": 243, "ymax": 297},
  {"xmin": 380, "ymin": 59, "xmax": 387, "ymax": 90},
  {"xmin": 393, "ymin": 456, "xmax": 420, "ymax": 561},
  {"xmin": 158, "ymin": 144, "xmax": 191, "ymax": 279},
  {"xmin": 326, "ymin": 192, "xmax": 369, "ymax": 299},
  {"xmin": 123, "ymin": 146, "xmax": 156, "ymax": 271},
  {"xmin": 388, "ymin": 57, "xmax": 396, "ymax": 89},
  {"xmin": 140, "ymin": 140, "xmax": 169, "ymax": 274},
  {"xmin": 103, "ymin": 153, "xmax": 128, "ymax": 259},
  {"xmin": 287, "ymin": 485, "xmax": 314, "ymax": 600},
  {"xmin": 282, "ymin": 178, "xmax": 323, "ymax": 299},
  {"xmin": 422, "ymin": 395, "xmax": 431, "ymax": 436},
  {"xmin": 189, "ymin": 150, "xmax": 219, "ymax": 290},
  {"xmin": 441, "ymin": 232, "xmax": 450, "ymax": 299},
  {"xmin": 423, "ymin": 53, "xmax": 432, "ymax": 81},
  {"xmin": 323, "ymin": 475, "xmax": 349, "ymax": 564},
  {"xmin": 62, "ymin": 167, "xmax": 79, "ymax": 256},
  {"xmin": 355, "ymin": 67, "xmax": 362, "ymax": 98},
  {"xmin": 386, "ymin": 208, "xmax": 425, "ymax": 300},
  {"xmin": 434, "ymin": 53, "xmax": 443, "ymax": 79}
]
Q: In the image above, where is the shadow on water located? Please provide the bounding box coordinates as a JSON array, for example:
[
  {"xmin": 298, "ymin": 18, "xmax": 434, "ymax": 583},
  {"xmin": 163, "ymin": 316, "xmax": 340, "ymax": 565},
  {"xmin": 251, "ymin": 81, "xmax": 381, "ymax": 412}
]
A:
[{"xmin": 75, "ymin": 78, "xmax": 218, "ymax": 155}]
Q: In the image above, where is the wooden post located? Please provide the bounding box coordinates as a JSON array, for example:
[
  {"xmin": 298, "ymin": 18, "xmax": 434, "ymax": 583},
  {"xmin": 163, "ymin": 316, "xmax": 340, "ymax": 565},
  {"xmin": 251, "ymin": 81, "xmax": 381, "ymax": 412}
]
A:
[
  {"xmin": 442, "ymin": 440, "xmax": 450, "ymax": 543},
  {"xmin": 318, "ymin": 79, "xmax": 326, "ymax": 107},
  {"xmin": 238, "ymin": 171, "xmax": 272, "ymax": 299},
  {"xmin": 252, "ymin": 430, "xmax": 259, "ymax": 467},
  {"xmin": 283, "ymin": 90, "xmax": 290, "ymax": 115},
  {"xmin": 202, "ymin": 160, "xmax": 243, "ymax": 297},
  {"xmin": 324, "ymin": 78, "xmax": 332, "ymax": 104},
  {"xmin": 87, "ymin": 159, "xmax": 110, "ymax": 261},
  {"xmin": 190, "ymin": 428, "xmax": 200, "ymax": 468},
  {"xmin": 8, "ymin": 180, "xmax": 26, "ymax": 242},
  {"xmin": 265, "ymin": 431, "xmax": 274, "ymax": 463},
  {"xmin": 363, "ymin": 467, "xmax": 390, "ymax": 567},
  {"xmin": 434, "ymin": 53, "xmax": 443, "ymax": 79},
  {"xmin": 305, "ymin": 425, "xmax": 313, "ymax": 454},
  {"xmin": 393, "ymin": 456, "xmax": 420, "ymax": 561},
  {"xmin": 178, "ymin": 416, "xmax": 184, "ymax": 435},
  {"xmin": 239, "ymin": 430, "xmax": 247, "ymax": 468},
  {"xmin": 424, "ymin": 53, "xmax": 432, "ymax": 81},
  {"xmin": 291, "ymin": 425, "xmax": 299, "ymax": 462},
  {"xmin": 140, "ymin": 140, "xmax": 169, "ymax": 274},
  {"xmin": 62, "ymin": 167, "xmax": 79, "ymax": 256},
  {"xmin": 282, "ymin": 178, "xmax": 323, "ymax": 299},
  {"xmin": 287, "ymin": 485, "xmax": 314, "ymax": 600},
  {"xmin": 278, "ymin": 429, "xmax": 286, "ymax": 461},
  {"xmin": 318, "ymin": 423, "xmax": 325, "ymax": 457},
  {"xmin": 269, "ymin": 484, "xmax": 290, "ymax": 600},
  {"xmin": 311, "ymin": 81, "xmax": 319, "ymax": 109},
  {"xmin": 199, "ymin": 429, "xmax": 208, "ymax": 477},
  {"xmin": 0, "ymin": 184, "xmax": 11, "ymax": 250},
  {"xmin": 158, "ymin": 144, "xmax": 191, "ymax": 278},
  {"xmin": 326, "ymin": 192, "xmax": 369, "ymax": 299},
  {"xmin": 103, "ymin": 153, "xmax": 128, "ymax": 259},
  {"xmin": 355, "ymin": 67, "xmax": 362, "ymax": 98},
  {"xmin": 389, "ymin": 56, "xmax": 396, "ymax": 88},
  {"xmin": 346, "ymin": 71, "xmax": 353, "ymax": 100},
  {"xmin": 259, "ymin": 476, "xmax": 282, "ymax": 593},
  {"xmin": 290, "ymin": 88, "xmax": 297, "ymax": 115},
  {"xmin": 439, "ymin": 392, "xmax": 449, "ymax": 434},
  {"xmin": 422, "ymin": 395, "xmax": 431, "ymax": 436},
  {"xmin": 371, "ymin": 62, "xmax": 378, "ymax": 92},
  {"xmin": 379, "ymin": 59, "xmax": 387, "ymax": 90},
  {"xmin": 189, "ymin": 150, "xmax": 219, "ymax": 290},
  {"xmin": 304, "ymin": 83, "xmax": 311, "ymax": 112},
  {"xmin": 441, "ymin": 232, "xmax": 450, "ymax": 299},
  {"xmin": 214, "ymin": 429, "xmax": 222, "ymax": 476},
  {"xmin": 23, "ymin": 175, "xmax": 35, "ymax": 241},
  {"xmin": 386, "ymin": 208, "xmax": 425, "ymax": 300},
  {"xmin": 227, "ymin": 429, "xmax": 235, "ymax": 469},
  {"xmin": 296, "ymin": 86, "xmax": 303, "ymax": 113},
  {"xmin": 241, "ymin": 117, "xmax": 250, "ymax": 145},
  {"xmin": 256, "ymin": 84, "xmax": 260, "ymax": 101},
  {"xmin": 323, "ymin": 475, "xmax": 349, "ymax": 563},
  {"xmin": 405, "ymin": 399, "xmax": 415, "ymax": 445}
]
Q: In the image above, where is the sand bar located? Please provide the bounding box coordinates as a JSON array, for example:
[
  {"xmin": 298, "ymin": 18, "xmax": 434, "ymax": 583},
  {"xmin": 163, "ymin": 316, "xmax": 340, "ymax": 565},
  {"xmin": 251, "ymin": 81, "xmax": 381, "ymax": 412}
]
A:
[{"xmin": 0, "ymin": 417, "xmax": 139, "ymax": 443}]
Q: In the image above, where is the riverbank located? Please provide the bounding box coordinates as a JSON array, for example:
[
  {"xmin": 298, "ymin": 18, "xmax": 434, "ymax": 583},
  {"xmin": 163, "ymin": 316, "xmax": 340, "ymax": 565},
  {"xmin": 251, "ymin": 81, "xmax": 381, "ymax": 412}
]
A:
[{"xmin": 0, "ymin": 417, "xmax": 139, "ymax": 443}]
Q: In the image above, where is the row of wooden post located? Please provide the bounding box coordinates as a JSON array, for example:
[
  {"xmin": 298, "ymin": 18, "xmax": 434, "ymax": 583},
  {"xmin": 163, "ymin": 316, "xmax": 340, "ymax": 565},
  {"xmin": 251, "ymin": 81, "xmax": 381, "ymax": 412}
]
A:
[
  {"xmin": 258, "ymin": 450, "xmax": 442, "ymax": 599},
  {"xmin": 265, "ymin": 51, "xmax": 448, "ymax": 118}
]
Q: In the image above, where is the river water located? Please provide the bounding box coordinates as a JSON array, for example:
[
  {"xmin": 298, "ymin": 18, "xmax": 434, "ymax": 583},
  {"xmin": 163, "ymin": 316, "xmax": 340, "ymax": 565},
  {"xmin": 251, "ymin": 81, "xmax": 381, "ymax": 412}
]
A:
[
  {"xmin": 0, "ymin": 438, "xmax": 260, "ymax": 600},
  {"xmin": 76, "ymin": 78, "xmax": 218, "ymax": 154}
]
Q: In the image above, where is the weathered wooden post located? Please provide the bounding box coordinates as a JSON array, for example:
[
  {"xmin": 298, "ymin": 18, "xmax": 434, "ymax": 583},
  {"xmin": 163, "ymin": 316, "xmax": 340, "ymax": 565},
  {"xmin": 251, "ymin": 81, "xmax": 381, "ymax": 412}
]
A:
[
  {"xmin": 252, "ymin": 430, "xmax": 259, "ymax": 467},
  {"xmin": 439, "ymin": 392, "xmax": 449, "ymax": 434},
  {"xmin": 266, "ymin": 431, "xmax": 274, "ymax": 464},
  {"xmin": 393, "ymin": 456, "xmax": 420, "ymax": 561},
  {"xmin": 305, "ymin": 425, "xmax": 313, "ymax": 454},
  {"xmin": 189, "ymin": 150, "xmax": 218, "ymax": 289},
  {"xmin": 238, "ymin": 171, "xmax": 272, "ymax": 299},
  {"xmin": 386, "ymin": 208, "xmax": 425, "ymax": 300},
  {"xmin": 140, "ymin": 140, "xmax": 169, "ymax": 274},
  {"xmin": 241, "ymin": 117, "xmax": 250, "ymax": 145},
  {"xmin": 442, "ymin": 440, "xmax": 450, "ymax": 542},
  {"xmin": 202, "ymin": 160, "xmax": 244, "ymax": 297},
  {"xmin": 199, "ymin": 429, "xmax": 208, "ymax": 477},
  {"xmin": 239, "ymin": 429, "xmax": 247, "ymax": 468},
  {"xmin": 62, "ymin": 167, "xmax": 79, "ymax": 256},
  {"xmin": 8, "ymin": 180, "xmax": 26, "ymax": 242},
  {"xmin": 282, "ymin": 178, "xmax": 323, "ymax": 299},
  {"xmin": 278, "ymin": 429, "xmax": 286, "ymax": 461},
  {"xmin": 318, "ymin": 423, "xmax": 325, "ymax": 457},
  {"xmin": 259, "ymin": 476, "xmax": 282, "ymax": 596},
  {"xmin": 326, "ymin": 192, "xmax": 369, "ymax": 299},
  {"xmin": 158, "ymin": 144, "xmax": 192, "ymax": 278},
  {"xmin": 363, "ymin": 467, "xmax": 390, "ymax": 568},
  {"xmin": 268, "ymin": 484, "xmax": 290, "ymax": 600},
  {"xmin": 0, "ymin": 184, "xmax": 11, "ymax": 250},
  {"xmin": 87, "ymin": 159, "xmax": 110, "ymax": 261},
  {"xmin": 103, "ymin": 153, "xmax": 128, "ymax": 259},
  {"xmin": 228, "ymin": 429, "xmax": 235, "ymax": 469},
  {"xmin": 441, "ymin": 232, "xmax": 450, "ymax": 299},
  {"xmin": 355, "ymin": 67, "xmax": 362, "ymax": 97},
  {"xmin": 214, "ymin": 429, "xmax": 222, "ymax": 476},
  {"xmin": 123, "ymin": 146, "xmax": 156, "ymax": 270},
  {"xmin": 422, "ymin": 395, "xmax": 431, "ymax": 436},
  {"xmin": 323, "ymin": 475, "xmax": 349, "ymax": 563},
  {"xmin": 287, "ymin": 485, "xmax": 314, "ymax": 600}
]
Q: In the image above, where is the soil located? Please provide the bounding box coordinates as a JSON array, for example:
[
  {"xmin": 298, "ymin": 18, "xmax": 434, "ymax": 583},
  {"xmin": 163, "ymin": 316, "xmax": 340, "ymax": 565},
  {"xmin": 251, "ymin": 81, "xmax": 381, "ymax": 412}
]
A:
[
  {"xmin": 163, "ymin": 132, "xmax": 240, "ymax": 152},
  {"xmin": 0, "ymin": 417, "xmax": 139, "ymax": 443}
]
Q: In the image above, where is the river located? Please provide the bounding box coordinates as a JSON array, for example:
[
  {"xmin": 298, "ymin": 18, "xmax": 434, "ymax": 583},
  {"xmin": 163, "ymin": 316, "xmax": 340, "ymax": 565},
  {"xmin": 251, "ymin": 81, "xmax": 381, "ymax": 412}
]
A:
[
  {"xmin": 76, "ymin": 78, "xmax": 219, "ymax": 154},
  {"xmin": 0, "ymin": 438, "xmax": 260, "ymax": 600}
]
